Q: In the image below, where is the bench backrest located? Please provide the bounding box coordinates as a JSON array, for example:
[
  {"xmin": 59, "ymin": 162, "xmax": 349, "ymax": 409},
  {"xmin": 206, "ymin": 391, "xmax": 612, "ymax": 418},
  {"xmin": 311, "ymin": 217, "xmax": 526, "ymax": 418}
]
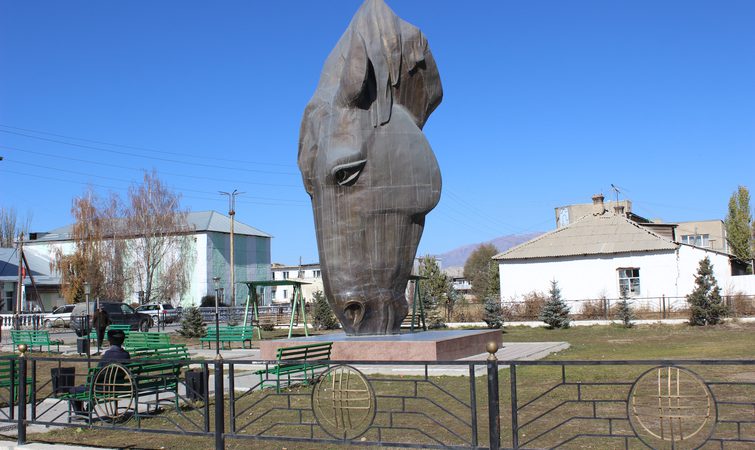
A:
[
  {"xmin": 129, "ymin": 345, "xmax": 190, "ymax": 361},
  {"xmin": 10, "ymin": 330, "xmax": 51, "ymax": 344},
  {"xmin": 205, "ymin": 326, "xmax": 254, "ymax": 337},
  {"xmin": 276, "ymin": 342, "xmax": 333, "ymax": 363},
  {"xmin": 124, "ymin": 332, "xmax": 171, "ymax": 348}
]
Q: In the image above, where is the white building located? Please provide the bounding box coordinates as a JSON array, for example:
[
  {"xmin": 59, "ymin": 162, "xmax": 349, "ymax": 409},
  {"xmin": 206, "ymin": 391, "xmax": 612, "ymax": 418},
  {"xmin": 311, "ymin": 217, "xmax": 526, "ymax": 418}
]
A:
[
  {"xmin": 495, "ymin": 196, "xmax": 751, "ymax": 312},
  {"xmin": 269, "ymin": 263, "xmax": 323, "ymax": 304},
  {"xmin": 1, "ymin": 211, "xmax": 272, "ymax": 311}
]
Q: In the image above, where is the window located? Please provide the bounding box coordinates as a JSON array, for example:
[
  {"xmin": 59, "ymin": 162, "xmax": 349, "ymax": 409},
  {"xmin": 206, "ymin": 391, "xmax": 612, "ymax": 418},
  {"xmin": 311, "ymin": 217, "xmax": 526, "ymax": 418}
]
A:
[
  {"xmin": 313, "ymin": 270, "xmax": 321, "ymax": 278},
  {"xmin": 283, "ymin": 289, "xmax": 288, "ymax": 299},
  {"xmin": 681, "ymin": 234, "xmax": 710, "ymax": 248},
  {"xmin": 618, "ymin": 268, "xmax": 640, "ymax": 297},
  {"xmin": 282, "ymin": 271, "xmax": 289, "ymax": 280}
]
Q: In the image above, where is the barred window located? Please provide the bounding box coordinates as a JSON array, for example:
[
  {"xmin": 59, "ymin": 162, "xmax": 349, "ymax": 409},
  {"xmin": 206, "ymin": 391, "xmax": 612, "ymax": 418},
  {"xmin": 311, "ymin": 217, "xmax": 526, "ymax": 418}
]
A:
[{"xmin": 618, "ymin": 268, "xmax": 640, "ymax": 297}]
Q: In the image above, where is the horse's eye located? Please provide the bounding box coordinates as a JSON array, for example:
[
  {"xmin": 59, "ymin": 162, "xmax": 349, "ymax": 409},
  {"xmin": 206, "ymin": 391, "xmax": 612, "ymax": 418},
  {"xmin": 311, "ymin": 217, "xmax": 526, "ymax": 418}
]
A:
[{"xmin": 332, "ymin": 159, "xmax": 366, "ymax": 186}]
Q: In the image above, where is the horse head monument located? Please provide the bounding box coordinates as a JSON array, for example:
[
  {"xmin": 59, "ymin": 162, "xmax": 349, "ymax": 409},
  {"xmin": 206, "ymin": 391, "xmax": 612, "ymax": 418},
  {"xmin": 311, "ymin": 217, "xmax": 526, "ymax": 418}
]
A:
[{"xmin": 298, "ymin": 0, "xmax": 443, "ymax": 335}]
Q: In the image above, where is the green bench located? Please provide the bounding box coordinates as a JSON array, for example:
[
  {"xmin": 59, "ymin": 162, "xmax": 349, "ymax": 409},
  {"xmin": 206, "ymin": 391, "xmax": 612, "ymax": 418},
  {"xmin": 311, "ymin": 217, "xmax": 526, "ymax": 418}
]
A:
[
  {"xmin": 254, "ymin": 342, "xmax": 333, "ymax": 392},
  {"xmin": 199, "ymin": 325, "xmax": 255, "ymax": 349},
  {"xmin": 10, "ymin": 329, "xmax": 64, "ymax": 352},
  {"xmin": 129, "ymin": 345, "xmax": 190, "ymax": 361},
  {"xmin": 59, "ymin": 347, "xmax": 189, "ymax": 422},
  {"xmin": 88, "ymin": 324, "xmax": 132, "ymax": 342},
  {"xmin": 123, "ymin": 332, "xmax": 172, "ymax": 350},
  {"xmin": 0, "ymin": 357, "xmax": 32, "ymax": 403}
]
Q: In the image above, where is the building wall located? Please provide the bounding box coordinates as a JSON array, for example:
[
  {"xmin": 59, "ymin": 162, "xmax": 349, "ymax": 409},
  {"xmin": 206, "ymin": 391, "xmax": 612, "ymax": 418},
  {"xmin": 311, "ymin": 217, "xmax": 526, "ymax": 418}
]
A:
[
  {"xmin": 205, "ymin": 232, "xmax": 271, "ymax": 307},
  {"xmin": 675, "ymin": 220, "xmax": 728, "ymax": 253},
  {"xmin": 499, "ymin": 247, "xmax": 734, "ymax": 311},
  {"xmin": 270, "ymin": 266, "xmax": 324, "ymax": 304}
]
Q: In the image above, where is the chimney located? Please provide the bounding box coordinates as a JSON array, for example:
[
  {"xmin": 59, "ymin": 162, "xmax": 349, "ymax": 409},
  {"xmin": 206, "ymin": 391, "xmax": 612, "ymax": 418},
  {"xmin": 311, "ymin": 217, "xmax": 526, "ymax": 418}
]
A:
[
  {"xmin": 614, "ymin": 205, "xmax": 625, "ymax": 216},
  {"xmin": 592, "ymin": 194, "xmax": 605, "ymax": 215}
]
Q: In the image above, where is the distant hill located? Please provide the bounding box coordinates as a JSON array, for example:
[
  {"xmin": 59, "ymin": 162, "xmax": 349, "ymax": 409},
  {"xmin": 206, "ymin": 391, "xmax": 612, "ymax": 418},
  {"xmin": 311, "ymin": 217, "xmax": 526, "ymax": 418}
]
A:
[{"xmin": 435, "ymin": 232, "xmax": 544, "ymax": 269}]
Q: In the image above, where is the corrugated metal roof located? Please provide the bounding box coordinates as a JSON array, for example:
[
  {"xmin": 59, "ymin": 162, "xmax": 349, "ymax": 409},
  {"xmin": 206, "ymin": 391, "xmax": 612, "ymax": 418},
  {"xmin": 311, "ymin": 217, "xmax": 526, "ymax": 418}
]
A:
[
  {"xmin": 27, "ymin": 210, "xmax": 271, "ymax": 242},
  {"xmin": 493, "ymin": 213, "xmax": 679, "ymax": 260},
  {"xmin": 0, "ymin": 247, "xmax": 60, "ymax": 284}
]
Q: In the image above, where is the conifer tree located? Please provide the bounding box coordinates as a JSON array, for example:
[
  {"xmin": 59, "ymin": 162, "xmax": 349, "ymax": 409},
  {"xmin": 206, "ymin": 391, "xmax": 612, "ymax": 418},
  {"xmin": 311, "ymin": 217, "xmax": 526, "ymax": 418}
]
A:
[
  {"xmin": 540, "ymin": 279, "xmax": 571, "ymax": 329},
  {"xmin": 178, "ymin": 306, "xmax": 206, "ymax": 338},
  {"xmin": 687, "ymin": 257, "xmax": 728, "ymax": 325},
  {"xmin": 483, "ymin": 296, "xmax": 504, "ymax": 329},
  {"xmin": 311, "ymin": 290, "xmax": 339, "ymax": 330},
  {"xmin": 615, "ymin": 292, "xmax": 635, "ymax": 328}
]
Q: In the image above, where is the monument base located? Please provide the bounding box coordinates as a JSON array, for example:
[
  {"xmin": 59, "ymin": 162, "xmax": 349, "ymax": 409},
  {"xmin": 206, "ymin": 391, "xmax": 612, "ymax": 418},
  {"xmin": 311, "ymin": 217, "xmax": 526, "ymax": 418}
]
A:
[{"xmin": 259, "ymin": 329, "xmax": 502, "ymax": 361}]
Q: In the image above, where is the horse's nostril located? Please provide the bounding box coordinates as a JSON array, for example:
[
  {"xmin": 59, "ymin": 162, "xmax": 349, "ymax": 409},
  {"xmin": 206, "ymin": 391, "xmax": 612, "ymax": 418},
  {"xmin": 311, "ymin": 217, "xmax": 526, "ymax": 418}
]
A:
[{"xmin": 343, "ymin": 301, "xmax": 365, "ymax": 328}]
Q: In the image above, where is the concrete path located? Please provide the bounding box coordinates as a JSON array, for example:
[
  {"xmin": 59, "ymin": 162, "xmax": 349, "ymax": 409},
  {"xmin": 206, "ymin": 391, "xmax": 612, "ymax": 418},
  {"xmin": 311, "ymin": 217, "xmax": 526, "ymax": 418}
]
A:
[{"xmin": 0, "ymin": 440, "xmax": 109, "ymax": 450}]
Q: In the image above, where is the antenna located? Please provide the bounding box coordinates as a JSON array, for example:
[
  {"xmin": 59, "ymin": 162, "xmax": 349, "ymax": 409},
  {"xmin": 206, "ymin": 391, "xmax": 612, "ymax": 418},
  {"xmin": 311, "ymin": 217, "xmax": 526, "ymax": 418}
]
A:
[{"xmin": 610, "ymin": 184, "xmax": 622, "ymax": 205}]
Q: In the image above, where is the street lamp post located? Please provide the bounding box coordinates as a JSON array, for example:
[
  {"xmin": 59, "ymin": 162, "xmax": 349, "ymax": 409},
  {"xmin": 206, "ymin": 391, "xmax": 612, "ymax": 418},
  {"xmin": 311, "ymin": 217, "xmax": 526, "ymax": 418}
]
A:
[
  {"xmin": 212, "ymin": 276, "xmax": 221, "ymax": 356},
  {"xmin": 84, "ymin": 282, "xmax": 91, "ymax": 368}
]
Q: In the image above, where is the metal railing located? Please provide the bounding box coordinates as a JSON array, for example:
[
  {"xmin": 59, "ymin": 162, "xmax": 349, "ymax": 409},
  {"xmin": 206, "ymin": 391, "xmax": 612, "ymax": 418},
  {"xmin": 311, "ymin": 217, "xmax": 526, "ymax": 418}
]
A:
[
  {"xmin": 0, "ymin": 350, "xmax": 753, "ymax": 449},
  {"xmin": 452, "ymin": 294, "xmax": 755, "ymax": 323}
]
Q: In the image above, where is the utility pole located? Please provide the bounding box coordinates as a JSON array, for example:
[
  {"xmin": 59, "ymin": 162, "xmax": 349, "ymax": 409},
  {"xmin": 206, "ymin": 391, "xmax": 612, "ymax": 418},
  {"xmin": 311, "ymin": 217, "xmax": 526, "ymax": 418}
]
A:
[
  {"xmin": 15, "ymin": 233, "xmax": 24, "ymax": 330},
  {"xmin": 220, "ymin": 190, "xmax": 244, "ymax": 307}
]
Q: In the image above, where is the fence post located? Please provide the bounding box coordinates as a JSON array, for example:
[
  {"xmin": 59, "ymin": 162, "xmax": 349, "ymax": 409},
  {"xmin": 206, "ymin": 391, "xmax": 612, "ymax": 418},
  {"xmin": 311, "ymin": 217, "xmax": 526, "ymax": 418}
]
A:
[
  {"xmin": 17, "ymin": 344, "xmax": 28, "ymax": 445},
  {"xmin": 214, "ymin": 355, "xmax": 225, "ymax": 450},
  {"xmin": 510, "ymin": 364, "xmax": 519, "ymax": 449},
  {"xmin": 486, "ymin": 342, "xmax": 500, "ymax": 450}
]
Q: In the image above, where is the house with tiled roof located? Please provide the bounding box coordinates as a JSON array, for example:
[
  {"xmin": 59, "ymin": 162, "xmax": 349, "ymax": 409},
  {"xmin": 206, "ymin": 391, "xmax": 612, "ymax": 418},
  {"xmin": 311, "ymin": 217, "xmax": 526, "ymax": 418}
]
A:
[{"xmin": 494, "ymin": 195, "xmax": 751, "ymax": 312}]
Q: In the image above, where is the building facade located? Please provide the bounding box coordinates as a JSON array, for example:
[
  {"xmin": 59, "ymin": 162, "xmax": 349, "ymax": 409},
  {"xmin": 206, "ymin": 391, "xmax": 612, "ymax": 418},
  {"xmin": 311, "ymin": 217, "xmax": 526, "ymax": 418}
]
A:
[
  {"xmin": 497, "ymin": 195, "xmax": 750, "ymax": 312},
  {"xmin": 1, "ymin": 211, "xmax": 271, "ymax": 311}
]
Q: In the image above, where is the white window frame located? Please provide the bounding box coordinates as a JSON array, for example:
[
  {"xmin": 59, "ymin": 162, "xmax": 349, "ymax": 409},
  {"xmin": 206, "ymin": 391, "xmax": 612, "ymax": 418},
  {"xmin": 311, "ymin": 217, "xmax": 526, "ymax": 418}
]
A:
[{"xmin": 618, "ymin": 268, "xmax": 640, "ymax": 297}]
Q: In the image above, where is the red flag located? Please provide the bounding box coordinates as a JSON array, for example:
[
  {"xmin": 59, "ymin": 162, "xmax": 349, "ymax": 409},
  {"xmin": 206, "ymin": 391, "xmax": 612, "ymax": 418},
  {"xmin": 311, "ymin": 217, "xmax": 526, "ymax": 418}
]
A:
[{"xmin": 21, "ymin": 265, "xmax": 26, "ymax": 279}]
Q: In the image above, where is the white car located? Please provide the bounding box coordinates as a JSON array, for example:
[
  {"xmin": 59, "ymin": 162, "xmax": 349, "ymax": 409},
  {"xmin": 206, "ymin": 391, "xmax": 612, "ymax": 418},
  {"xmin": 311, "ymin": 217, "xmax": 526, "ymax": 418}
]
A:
[
  {"xmin": 43, "ymin": 304, "xmax": 75, "ymax": 328},
  {"xmin": 135, "ymin": 303, "xmax": 179, "ymax": 325}
]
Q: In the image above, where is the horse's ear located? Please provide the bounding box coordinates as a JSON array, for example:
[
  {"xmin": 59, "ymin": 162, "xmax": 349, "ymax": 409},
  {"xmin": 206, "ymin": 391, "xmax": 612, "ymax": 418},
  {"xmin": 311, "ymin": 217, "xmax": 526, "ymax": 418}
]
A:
[{"xmin": 335, "ymin": 31, "xmax": 371, "ymax": 108}]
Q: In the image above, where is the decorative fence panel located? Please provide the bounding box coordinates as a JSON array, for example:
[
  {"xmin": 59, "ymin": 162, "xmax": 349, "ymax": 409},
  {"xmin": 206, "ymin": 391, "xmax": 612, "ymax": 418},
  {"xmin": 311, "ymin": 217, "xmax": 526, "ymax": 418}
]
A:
[{"xmin": 0, "ymin": 353, "xmax": 752, "ymax": 449}]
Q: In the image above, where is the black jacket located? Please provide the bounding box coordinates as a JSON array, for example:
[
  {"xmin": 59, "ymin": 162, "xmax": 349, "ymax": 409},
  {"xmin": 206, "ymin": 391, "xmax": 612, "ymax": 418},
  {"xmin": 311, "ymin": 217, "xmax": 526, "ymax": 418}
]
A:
[{"xmin": 98, "ymin": 345, "xmax": 130, "ymax": 368}]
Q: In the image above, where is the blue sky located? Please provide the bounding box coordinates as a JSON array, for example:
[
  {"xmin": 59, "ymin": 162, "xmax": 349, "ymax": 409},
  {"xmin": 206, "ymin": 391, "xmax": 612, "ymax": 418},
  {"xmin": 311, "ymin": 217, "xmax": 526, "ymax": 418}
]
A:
[{"xmin": 1, "ymin": 0, "xmax": 753, "ymax": 265}]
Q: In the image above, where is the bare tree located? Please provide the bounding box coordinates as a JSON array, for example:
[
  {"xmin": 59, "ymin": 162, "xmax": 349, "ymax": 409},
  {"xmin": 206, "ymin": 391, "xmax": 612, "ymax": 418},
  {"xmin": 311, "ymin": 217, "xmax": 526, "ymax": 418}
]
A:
[
  {"xmin": 125, "ymin": 171, "xmax": 194, "ymax": 305},
  {"xmin": 0, "ymin": 207, "xmax": 32, "ymax": 247},
  {"xmin": 50, "ymin": 189, "xmax": 126, "ymax": 303}
]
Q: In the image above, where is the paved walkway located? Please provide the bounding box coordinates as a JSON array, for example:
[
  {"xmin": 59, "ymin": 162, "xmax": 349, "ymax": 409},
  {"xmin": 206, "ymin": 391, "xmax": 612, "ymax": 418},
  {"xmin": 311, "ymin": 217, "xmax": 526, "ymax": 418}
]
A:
[{"xmin": 0, "ymin": 440, "xmax": 109, "ymax": 450}]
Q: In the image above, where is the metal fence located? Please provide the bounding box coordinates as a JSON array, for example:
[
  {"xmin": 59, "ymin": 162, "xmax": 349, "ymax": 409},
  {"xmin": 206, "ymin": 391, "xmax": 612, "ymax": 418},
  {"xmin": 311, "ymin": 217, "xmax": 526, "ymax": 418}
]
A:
[
  {"xmin": 452, "ymin": 294, "xmax": 755, "ymax": 323},
  {"xmin": 1, "ymin": 351, "xmax": 753, "ymax": 449}
]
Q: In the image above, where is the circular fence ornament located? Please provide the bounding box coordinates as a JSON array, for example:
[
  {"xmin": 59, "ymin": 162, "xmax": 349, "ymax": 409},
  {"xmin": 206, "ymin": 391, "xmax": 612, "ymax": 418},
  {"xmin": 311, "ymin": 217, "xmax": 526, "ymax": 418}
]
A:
[
  {"xmin": 312, "ymin": 364, "xmax": 376, "ymax": 440},
  {"xmin": 90, "ymin": 363, "xmax": 135, "ymax": 423},
  {"xmin": 628, "ymin": 366, "xmax": 716, "ymax": 449}
]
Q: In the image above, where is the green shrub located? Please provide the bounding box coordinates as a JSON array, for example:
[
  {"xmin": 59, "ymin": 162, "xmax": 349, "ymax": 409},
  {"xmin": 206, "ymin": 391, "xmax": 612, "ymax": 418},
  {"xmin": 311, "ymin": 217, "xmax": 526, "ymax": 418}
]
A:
[
  {"xmin": 178, "ymin": 306, "xmax": 206, "ymax": 338},
  {"xmin": 311, "ymin": 290, "xmax": 339, "ymax": 330}
]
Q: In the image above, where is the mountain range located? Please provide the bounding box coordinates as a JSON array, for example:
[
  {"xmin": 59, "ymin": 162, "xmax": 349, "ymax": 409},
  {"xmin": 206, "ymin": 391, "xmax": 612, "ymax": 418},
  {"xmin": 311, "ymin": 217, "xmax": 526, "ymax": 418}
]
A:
[{"xmin": 433, "ymin": 232, "xmax": 544, "ymax": 270}]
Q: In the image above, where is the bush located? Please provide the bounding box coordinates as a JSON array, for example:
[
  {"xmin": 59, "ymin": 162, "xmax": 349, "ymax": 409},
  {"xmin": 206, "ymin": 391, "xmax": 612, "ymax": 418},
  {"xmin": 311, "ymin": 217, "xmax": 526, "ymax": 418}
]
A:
[
  {"xmin": 540, "ymin": 280, "xmax": 571, "ymax": 329},
  {"xmin": 727, "ymin": 292, "xmax": 755, "ymax": 316},
  {"xmin": 311, "ymin": 291, "xmax": 339, "ymax": 330},
  {"xmin": 483, "ymin": 297, "xmax": 504, "ymax": 329},
  {"xmin": 522, "ymin": 291, "xmax": 546, "ymax": 320},
  {"xmin": 580, "ymin": 298, "xmax": 607, "ymax": 319},
  {"xmin": 200, "ymin": 295, "xmax": 227, "ymax": 308},
  {"xmin": 178, "ymin": 306, "xmax": 206, "ymax": 338}
]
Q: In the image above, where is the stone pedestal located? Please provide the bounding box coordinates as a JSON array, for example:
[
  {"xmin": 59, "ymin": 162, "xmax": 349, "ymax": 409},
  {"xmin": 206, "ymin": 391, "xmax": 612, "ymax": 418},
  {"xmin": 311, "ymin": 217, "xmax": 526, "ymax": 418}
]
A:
[{"xmin": 259, "ymin": 329, "xmax": 502, "ymax": 361}]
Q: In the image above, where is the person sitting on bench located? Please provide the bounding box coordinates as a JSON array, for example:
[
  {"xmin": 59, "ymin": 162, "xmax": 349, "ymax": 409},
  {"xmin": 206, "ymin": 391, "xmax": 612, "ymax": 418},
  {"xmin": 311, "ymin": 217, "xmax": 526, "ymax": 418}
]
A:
[
  {"xmin": 69, "ymin": 329, "xmax": 130, "ymax": 414},
  {"xmin": 97, "ymin": 329, "xmax": 130, "ymax": 367}
]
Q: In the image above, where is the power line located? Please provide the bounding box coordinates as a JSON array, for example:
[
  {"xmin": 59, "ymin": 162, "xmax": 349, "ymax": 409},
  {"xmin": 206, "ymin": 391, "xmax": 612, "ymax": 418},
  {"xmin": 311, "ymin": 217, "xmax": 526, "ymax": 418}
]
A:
[
  {"xmin": 1, "ymin": 145, "xmax": 301, "ymax": 187},
  {"xmin": 0, "ymin": 123, "xmax": 293, "ymax": 168},
  {"xmin": 0, "ymin": 129, "xmax": 297, "ymax": 175},
  {"xmin": 1, "ymin": 168, "xmax": 308, "ymax": 206}
]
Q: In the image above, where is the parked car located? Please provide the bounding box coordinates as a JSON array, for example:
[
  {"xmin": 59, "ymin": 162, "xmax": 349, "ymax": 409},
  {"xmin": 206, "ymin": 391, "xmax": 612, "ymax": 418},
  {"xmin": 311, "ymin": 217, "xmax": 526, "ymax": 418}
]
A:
[
  {"xmin": 135, "ymin": 303, "xmax": 179, "ymax": 325},
  {"xmin": 70, "ymin": 301, "xmax": 152, "ymax": 335},
  {"xmin": 42, "ymin": 304, "xmax": 75, "ymax": 328}
]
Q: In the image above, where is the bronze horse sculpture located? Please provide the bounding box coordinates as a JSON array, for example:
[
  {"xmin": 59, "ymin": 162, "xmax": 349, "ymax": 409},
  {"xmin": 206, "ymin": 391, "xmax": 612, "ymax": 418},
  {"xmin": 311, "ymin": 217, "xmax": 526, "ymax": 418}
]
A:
[{"xmin": 298, "ymin": 0, "xmax": 443, "ymax": 335}]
